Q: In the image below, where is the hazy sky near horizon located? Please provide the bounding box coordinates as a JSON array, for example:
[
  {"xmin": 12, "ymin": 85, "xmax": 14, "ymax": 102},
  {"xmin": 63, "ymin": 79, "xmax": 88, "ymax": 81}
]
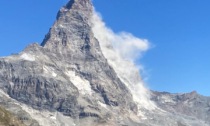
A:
[{"xmin": 0, "ymin": 0, "xmax": 210, "ymax": 96}]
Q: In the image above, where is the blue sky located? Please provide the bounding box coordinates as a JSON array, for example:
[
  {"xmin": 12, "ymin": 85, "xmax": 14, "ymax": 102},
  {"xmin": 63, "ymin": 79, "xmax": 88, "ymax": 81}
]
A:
[{"xmin": 0, "ymin": 0, "xmax": 210, "ymax": 96}]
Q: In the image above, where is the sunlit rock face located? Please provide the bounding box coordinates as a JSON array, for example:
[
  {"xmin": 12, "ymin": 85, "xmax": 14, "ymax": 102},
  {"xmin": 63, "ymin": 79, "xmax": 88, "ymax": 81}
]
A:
[
  {"xmin": 0, "ymin": 0, "xmax": 138, "ymax": 125},
  {"xmin": 0, "ymin": 0, "xmax": 210, "ymax": 126}
]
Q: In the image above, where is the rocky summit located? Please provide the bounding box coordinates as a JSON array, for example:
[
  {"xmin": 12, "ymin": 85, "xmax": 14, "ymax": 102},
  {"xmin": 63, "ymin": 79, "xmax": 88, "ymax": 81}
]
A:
[{"xmin": 0, "ymin": 0, "xmax": 210, "ymax": 126}]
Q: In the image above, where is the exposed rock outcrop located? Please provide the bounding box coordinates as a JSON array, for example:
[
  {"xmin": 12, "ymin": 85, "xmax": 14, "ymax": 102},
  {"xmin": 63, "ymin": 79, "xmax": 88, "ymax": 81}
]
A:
[{"xmin": 0, "ymin": 0, "xmax": 210, "ymax": 126}]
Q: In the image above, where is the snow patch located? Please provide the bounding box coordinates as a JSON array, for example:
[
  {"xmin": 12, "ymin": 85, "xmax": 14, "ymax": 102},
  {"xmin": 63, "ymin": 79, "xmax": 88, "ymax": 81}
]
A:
[
  {"xmin": 98, "ymin": 101, "xmax": 107, "ymax": 109},
  {"xmin": 59, "ymin": 24, "xmax": 65, "ymax": 28},
  {"xmin": 20, "ymin": 53, "xmax": 35, "ymax": 61},
  {"xmin": 160, "ymin": 95, "xmax": 176, "ymax": 104},
  {"xmin": 65, "ymin": 70, "xmax": 92, "ymax": 95},
  {"xmin": 43, "ymin": 66, "xmax": 57, "ymax": 77}
]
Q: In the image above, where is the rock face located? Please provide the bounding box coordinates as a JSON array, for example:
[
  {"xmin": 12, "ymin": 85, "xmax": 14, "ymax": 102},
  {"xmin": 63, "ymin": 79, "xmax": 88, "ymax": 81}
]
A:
[
  {"xmin": 150, "ymin": 91, "xmax": 210, "ymax": 126},
  {"xmin": 0, "ymin": 0, "xmax": 210, "ymax": 126},
  {"xmin": 0, "ymin": 0, "xmax": 137, "ymax": 125}
]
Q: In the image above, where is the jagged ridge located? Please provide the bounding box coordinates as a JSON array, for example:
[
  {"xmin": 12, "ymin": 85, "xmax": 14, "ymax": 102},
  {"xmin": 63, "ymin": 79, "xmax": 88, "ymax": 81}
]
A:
[
  {"xmin": 0, "ymin": 0, "xmax": 210, "ymax": 126},
  {"xmin": 0, "ymin": 0, "xmax": 138, "ymax": 125}
]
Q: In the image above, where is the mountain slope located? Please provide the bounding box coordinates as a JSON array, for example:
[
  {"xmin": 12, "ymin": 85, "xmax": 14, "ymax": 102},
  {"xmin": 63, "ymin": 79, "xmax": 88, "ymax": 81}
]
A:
[
  {"xmin": 0, "ymin": 0, "xmax": 142, "ymax": 125},
  {"xmin": 0, "ymin": 106, "xmax": 26, "ymax": 126},
  {"xmin": 0, "ymin": 0, "xmax": 210, "ymax": 126},
  {"xmin": 151, "ymin": 91, "xmax": 210, "ymax": 125}
]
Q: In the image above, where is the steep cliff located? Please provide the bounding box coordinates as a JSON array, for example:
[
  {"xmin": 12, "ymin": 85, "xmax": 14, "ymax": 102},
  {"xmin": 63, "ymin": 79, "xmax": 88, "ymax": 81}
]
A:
[{"xmin": 0, "ymin": 0, "xmax": 210, "ymax": 126}]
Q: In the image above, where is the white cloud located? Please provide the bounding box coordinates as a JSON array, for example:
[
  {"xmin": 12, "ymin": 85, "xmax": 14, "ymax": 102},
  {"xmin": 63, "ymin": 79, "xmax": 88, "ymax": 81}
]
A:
[
  {"xmin": 91, "ymin": 12, "xmax": 149, "ymax": 62},
  {"xmin": 111, "ymin": 32, "xmax": 150, "ymax": 61},
  {"xmin": 91, "ymin": 10, "xmax": 156, "ymax": 111}
]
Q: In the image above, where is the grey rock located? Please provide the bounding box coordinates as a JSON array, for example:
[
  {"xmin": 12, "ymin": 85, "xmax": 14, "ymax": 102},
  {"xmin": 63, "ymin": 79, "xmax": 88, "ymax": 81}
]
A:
[
  {"xmin": 150, "ymin": 91, "xmax": 210, "ymax": 125},
  {"xmin": 0, "ymin": 0, "xmax": 210, "ymax": 126},
  {"xmin": 0, "ymin": 0, "xmax": 137, "ymax": 125}
]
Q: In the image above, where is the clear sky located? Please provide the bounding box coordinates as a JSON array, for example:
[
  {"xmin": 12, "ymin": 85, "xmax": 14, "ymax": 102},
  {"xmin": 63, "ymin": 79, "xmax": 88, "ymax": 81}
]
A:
[{"xmin": 0, "ymin": 0, "xmax": 210, "ymax": 96}]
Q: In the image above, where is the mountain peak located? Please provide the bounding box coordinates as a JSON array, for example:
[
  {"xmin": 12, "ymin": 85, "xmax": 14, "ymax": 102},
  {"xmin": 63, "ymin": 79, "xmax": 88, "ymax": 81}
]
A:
[
  {"xmin": 41, "ymin": 0, "xmax": 94, "ymax": 51},
  {"xmin": 1, "ymin": 0, "xmax": 210, "ymax": 126},
  {"xmin": 65, "ymin": 0, "xmax": 92, "ymax": 10}
]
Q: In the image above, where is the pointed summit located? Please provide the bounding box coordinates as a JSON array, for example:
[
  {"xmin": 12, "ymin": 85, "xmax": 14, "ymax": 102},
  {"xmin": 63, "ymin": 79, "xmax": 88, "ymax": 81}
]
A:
[
  {"xmin": 65, "ymin": 0, "xmax": 92, "ymax": 11},
  {"xmin": 1, "ymin": 0, "xmax": 210, "ymax": 125},
  {"xmin": 41, "ymin": 0, "xmax": 95, "ymax": 55},
  {"xmin": 57, "ymin": 0, "xmax": 93, "ymax": 21}
]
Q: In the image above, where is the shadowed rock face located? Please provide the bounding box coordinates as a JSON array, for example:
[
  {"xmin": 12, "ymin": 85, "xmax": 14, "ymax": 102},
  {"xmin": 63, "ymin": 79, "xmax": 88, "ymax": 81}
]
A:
[
  {"xmin": 0, "ymin": 0, "xmax": 137, "ymax": 125},
  {"xmin": 0, "ymin": 0, "xmax": 210, "ymax": 126}
]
